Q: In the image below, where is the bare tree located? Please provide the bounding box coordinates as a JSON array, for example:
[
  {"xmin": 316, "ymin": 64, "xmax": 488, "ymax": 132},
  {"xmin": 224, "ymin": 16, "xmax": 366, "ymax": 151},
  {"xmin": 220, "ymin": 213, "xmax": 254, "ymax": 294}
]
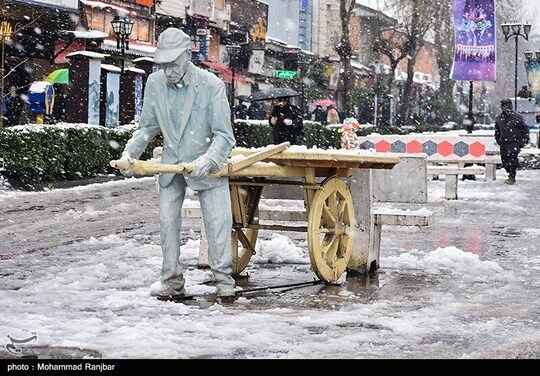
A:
[
  {"xmin": 373, "ymin": 0, "xmax": 441, "ymax": 126},
  {"xmin": 335, "ymin": 0, "xmax": 356, "ymax": 117}
]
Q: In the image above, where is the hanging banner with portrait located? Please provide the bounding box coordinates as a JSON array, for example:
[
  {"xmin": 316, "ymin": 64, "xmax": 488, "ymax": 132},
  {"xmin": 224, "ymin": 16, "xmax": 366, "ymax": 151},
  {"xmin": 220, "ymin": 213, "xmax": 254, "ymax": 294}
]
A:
[
  {"xmin": 524, "ymin": 59, "xmax": 540, "ymax": 103},
  {"xmin": 450, "ymin": 0, "xmax": 496, "ymax": 81}
]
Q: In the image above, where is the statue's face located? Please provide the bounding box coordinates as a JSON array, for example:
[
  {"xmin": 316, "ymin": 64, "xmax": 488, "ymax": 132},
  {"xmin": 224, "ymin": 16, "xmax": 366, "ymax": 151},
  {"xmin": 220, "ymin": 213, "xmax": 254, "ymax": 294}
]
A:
[{"xmin": 161, "ymin": 50, "xmax": 191, "ymax": 85}]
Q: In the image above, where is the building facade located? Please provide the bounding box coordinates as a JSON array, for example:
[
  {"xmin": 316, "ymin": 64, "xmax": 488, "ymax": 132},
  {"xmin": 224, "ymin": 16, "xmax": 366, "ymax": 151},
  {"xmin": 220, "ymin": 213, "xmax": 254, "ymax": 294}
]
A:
[{"xmin": 1, "ymin": 0, "xmax": 441, "ymax": 127}]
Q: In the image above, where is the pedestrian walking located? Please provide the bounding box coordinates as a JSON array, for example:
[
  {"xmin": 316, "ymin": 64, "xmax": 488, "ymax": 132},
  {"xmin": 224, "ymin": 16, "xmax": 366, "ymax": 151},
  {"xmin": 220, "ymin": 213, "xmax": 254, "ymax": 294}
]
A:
[
  {"xmin": 494, "ymin": 98, "xmax": 530, "ymax": 185},
  {"xmin": 312, "ymin": 104, "xmax": 326, "ymax": 124},
  {"xmin": 517, "ymin": 84, "xmax": 533, "ymax": 99},
  {"xmin": 117, "ymin": 28, "xmax": 237, "ymax": 300},
  {"xmin": 234, "ymin": 102, "xmax": 248, "ymax": 120},
  {"xmin": 268, "ymin": 97, "xmax": 304, "ymax": 145},
  {"xmin": 326, "ymin": 104, "xmax": 340, "ymax": 125}
]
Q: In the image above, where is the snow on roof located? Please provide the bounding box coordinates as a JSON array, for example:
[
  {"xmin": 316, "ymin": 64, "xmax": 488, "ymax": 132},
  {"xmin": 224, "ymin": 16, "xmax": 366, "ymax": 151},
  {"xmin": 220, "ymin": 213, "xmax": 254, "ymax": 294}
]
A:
[
  {"xmin": 133, "ymin": 57, "xmax": 154, "ymax": 63},
  {"xmin": 80, "ymin": 0, "xmax": 138, "ymax": 17},
  {"xmin": 126, "ymin": 66, "xmax": 146, "ymax": 74},
  {"xmin": 29, "ymin": 81, "xmax": 52, "ymax": 93},
  {"xmin": 100, "ymin": 64, "xmax": 122, "ymax": 73},
  {"xmin": 66, "ymin": 51, "xmax": 107, "ymax": 59},
  {"xmin": 60, "ymin": 30, "xmax": 109, "ymax": 39},
  {"xmin": 102, "ymin": 39, "xmax": 156, "ymax": 57},
  {"xmin": 351, "ymin": 60, "xmax": 372, "ymax": 72}
]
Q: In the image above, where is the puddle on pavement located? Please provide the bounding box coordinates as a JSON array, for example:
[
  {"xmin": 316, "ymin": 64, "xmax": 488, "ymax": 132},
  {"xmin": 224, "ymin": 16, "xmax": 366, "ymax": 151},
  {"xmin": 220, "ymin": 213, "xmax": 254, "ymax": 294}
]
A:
[
  {"xmin": 491, "ymin": 227, "xmax": 522, "ymax": 238},
  {"xmin": 211, "ymin": 269, "xmax": 384, "ymax": 310}
]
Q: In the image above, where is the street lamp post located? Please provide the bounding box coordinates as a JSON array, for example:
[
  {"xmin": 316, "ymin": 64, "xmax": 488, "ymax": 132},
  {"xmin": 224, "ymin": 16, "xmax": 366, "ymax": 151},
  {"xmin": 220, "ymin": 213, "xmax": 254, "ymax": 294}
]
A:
[
  {"xmin": 502, "ymin": 23, "xmax": 531, "ymax": 110},
  {"xmin": 297, "ymin": 60, "xmax": 308, "ymax": 117},
  {"xmin": 111, "ymin": 16, "xmax": 134, "ymax": 74},
  {"xmin": 226, "ymin": 44, "xmax": 241, "ymax": 123},
  {"xmin": 370, "ymin": 60, "xmax": 382, "ymax": 129}
]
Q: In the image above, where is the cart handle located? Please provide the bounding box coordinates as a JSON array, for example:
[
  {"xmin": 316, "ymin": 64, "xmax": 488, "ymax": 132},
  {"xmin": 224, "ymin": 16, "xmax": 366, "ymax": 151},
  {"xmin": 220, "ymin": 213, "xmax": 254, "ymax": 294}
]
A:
[
  {"xmin": 110, "ymin": 142, "xmax": 291, "ymax": 177},
  {"xmin": 110, "ymin": 158, "xmax": 196, "ymax": 175}
]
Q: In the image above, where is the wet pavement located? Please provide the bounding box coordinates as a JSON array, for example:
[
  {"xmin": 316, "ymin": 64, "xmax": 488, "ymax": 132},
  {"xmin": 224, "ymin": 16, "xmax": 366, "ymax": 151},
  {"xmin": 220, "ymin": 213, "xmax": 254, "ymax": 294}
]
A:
[{"xmin": 0, "ymin": 169, "xmax": 538, "ymax": 300}]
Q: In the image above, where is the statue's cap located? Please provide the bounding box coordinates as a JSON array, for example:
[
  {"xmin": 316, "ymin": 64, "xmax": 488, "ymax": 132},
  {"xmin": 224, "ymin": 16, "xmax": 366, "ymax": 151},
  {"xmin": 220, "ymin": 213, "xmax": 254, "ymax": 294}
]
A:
[{"xmin": 154, "ymin": 28, "xmax": 191, "ymax": 64}]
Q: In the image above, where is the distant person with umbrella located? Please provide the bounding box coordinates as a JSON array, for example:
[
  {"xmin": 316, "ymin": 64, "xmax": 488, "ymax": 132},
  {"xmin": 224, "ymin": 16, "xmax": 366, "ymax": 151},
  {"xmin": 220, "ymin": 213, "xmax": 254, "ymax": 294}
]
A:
[
  {"xmin": 269, "ymin": 96, "xmax": 304, "ymax": 145},
  {"xmin": 246, "ymin": 101, "xmax": 266, "ymax": 120},
  {"xmin": 312, "ymin": 104, "xmax": 327, "ymax": 124},
  {"xmin": 234, "ymin": 101, "xmax": 248, "ymax": 120}
]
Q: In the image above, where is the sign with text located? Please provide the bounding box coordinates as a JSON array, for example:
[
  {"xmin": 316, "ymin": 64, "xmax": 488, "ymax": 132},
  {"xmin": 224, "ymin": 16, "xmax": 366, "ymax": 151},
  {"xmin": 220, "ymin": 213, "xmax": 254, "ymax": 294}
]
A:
[{"xmin": 275, "ymin": 70, "xmax": 297, "ymax": 79}]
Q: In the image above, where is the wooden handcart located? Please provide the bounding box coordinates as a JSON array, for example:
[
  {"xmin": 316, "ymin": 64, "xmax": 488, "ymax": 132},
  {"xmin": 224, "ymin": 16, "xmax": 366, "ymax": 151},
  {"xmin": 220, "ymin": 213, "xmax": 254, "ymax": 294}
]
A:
[{"xmin": 111, "ymin": 143, "xmax": 399, "ymax": 283}]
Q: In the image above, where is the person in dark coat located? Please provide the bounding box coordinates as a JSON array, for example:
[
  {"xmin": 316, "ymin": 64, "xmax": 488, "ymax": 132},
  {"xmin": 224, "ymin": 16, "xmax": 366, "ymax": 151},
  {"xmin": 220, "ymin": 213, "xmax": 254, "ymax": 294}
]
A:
[
  {"xmin": 234, "ymin": 102, "xmax": 248, "ymax": 120},
  {"xmin": 517, "ymin": 84, "xmax": 533, "ymax": 99},
  {"xmin": 312, "ymin": 104, "xmax": 327, "ymax": 124},
  {"xmin": 246, "ymin": 101, "xmax": 267, "ymax": 120},
  {"xmin": 494, "ymin": 99, "xmax": 530, "ymax": 185},
  {"xmin": 269, "ymin": 97, "xmax": 304, "ymax": 145}
]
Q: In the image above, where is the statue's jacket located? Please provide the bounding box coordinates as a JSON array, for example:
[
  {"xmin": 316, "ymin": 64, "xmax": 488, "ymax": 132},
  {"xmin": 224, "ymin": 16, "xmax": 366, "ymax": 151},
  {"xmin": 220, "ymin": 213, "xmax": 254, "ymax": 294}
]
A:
[{"xmin": 124, "ymin": 64, "xmax": 236, "ymax": 191}]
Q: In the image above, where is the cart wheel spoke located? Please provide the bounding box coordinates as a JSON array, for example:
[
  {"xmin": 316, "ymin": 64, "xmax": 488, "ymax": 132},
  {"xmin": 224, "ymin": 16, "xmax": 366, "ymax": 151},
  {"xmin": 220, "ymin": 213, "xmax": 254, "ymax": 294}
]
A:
[
  {"xmin": 232, "ymin": 227, "xmax": 258, "ymax": 275},
  {"xmin": 321, "ymin": 204, "xmax": 336, "ymax": 226},
  {"xmin": 323, "ymin": 236, "xmax": 340, "ymax": 267},
  {"xmin": 308, "ymin": 176, "xmax": 355, "ymax": 283}
]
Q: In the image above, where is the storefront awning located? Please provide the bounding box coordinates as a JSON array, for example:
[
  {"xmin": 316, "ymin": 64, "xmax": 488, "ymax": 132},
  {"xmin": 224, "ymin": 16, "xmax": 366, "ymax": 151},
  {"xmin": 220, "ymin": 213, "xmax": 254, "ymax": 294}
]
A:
[{"xmin": 201, "ymin": 61, "xmax": 247, "ymax": 83}]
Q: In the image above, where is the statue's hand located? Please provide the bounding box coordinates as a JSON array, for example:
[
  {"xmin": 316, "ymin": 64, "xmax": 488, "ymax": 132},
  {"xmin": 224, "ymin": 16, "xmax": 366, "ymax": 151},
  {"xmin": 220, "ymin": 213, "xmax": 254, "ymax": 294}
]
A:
[
  {"xmin": 118, "ymin": 155, "xmax": 135, "ymax": 177},
  {"xmin": 189, "ymin": 156, "xmax": 217, "ymax": 180}
]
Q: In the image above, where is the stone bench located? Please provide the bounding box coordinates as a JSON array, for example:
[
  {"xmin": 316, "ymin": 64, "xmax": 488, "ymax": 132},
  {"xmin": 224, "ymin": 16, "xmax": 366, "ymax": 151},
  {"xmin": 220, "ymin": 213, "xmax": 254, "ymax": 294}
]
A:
[
  {"xmin": 427, "ymin": 165, "xmax": 485, "ymax": 200},
  {"xmin": 371, "ymin": 206, "xmax": 434, "ymax": 271}
]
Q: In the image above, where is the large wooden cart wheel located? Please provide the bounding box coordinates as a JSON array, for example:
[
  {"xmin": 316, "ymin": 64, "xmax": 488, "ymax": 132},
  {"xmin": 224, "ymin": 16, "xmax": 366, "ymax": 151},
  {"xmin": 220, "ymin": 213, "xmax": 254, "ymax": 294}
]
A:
[{"xmin": 308, "ymin": 176, "xmax": 355, "ymax": 283}]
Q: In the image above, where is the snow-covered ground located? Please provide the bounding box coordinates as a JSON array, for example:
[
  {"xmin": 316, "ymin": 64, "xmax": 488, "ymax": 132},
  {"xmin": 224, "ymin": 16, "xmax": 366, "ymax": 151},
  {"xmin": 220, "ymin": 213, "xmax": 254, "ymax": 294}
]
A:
[{"xmin": 0, "ymin": 168, "xmax": 539, "ymax": 360}]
